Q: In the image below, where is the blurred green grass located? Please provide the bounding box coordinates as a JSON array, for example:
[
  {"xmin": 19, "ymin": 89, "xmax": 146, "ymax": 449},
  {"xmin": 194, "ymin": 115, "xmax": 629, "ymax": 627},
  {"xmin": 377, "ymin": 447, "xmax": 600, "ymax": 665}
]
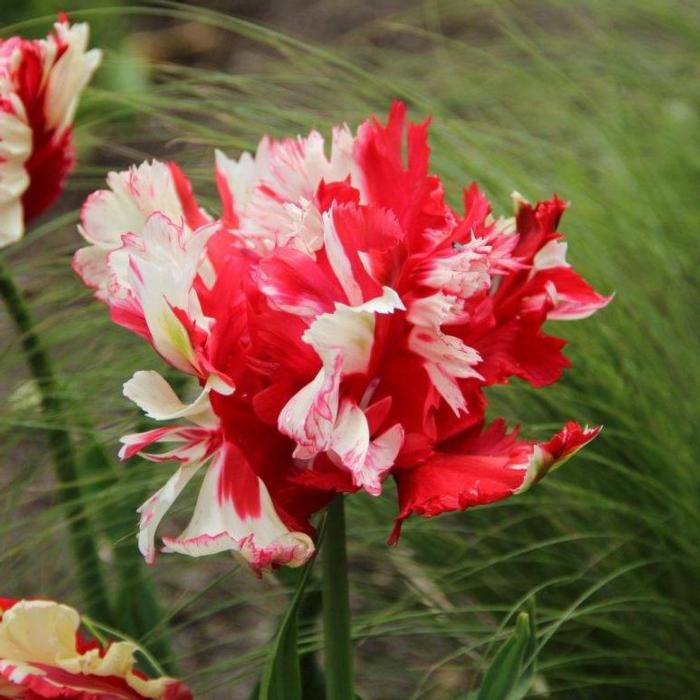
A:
[{"xmin": 1, "ymin": 1, "xmax": 699, "ymax": 697}]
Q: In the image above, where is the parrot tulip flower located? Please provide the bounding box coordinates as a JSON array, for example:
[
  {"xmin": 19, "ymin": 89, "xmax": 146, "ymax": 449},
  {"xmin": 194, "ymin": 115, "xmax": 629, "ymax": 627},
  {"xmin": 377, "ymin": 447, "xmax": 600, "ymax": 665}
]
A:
[
  {"xmin": 74, "ymin": 102, "xmax": 609, "ymax": 573},
  {"xmin": 0, "ymin": 597, "xmax": 191, "ymax": 699},
  {"xmin": 0, "ymin": 15, "xmax": 101, "ymax": 246}
]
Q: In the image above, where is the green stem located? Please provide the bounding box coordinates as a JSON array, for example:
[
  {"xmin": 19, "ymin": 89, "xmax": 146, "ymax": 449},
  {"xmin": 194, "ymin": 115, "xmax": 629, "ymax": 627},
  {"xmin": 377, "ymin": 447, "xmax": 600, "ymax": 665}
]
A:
[
  {"xmin": 0, "ymin": 255, "xmax": 113, "ymax": 625},
  {"xmin": 321, "ymin": 496, "xmax": 354, "ymax": 699}
]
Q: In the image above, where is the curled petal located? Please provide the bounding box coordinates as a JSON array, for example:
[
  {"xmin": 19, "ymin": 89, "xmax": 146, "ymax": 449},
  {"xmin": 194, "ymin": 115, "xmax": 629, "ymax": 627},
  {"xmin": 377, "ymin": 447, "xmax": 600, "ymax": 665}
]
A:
[
  {"xmin": 304, "ymin": 286, "xmax": 405, "ymax": 373},
  {"xmin": 389, "ymin": 420, "xmax": 601, "ymax": 543},
  {"xmin": 122, "ymin": 370, "xmax": 218, "ymax": 426},
  {"xmin": 75, "ymin": 160, "xmax": 209, "ymax": 295},
  {"xmin": 278, "ymin": 353, "xmax": 343, "ymax": 454},
  {"xmin": 331, "ymin": 399, "xmax": 404, "ymax": 495},
  {"xmin": 526, "ymin": 266, "xmax": 613, "ymax": 321}
]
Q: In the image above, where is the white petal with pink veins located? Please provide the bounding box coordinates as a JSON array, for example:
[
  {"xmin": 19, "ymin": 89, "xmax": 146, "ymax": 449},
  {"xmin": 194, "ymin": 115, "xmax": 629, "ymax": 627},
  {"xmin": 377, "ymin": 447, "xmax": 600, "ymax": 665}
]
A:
[
  {"xmin": 407, "ymin": 292, "xmax": 464, "ymax": 328},
  {"xmin": 78, "ymin": 160, "xmax": 199, "ymax": 249},
  {"xmin": 330, "ymin": 400, "xmax": 370, "ymax": 474},
  {"xmin": 281, "ymin": 197, "xmax": 325, "ymax": 254},
  {"xmin": 218, "ymin": 124, "xmax": 357, "ymax": 252},
  {"xmin": 409, "ymin": 329, "xmax": 482, "ymax": 379},
  {"xmin": 280, "ymin": 287, "xmax": 405, "ymax": 465},
  {"xmin": 71, "ymin": 245, "xmax": 109, "ymax": 292},
  {"xmin": 279, "ymin": 353, "xmax": 343, "ymax": 452}
]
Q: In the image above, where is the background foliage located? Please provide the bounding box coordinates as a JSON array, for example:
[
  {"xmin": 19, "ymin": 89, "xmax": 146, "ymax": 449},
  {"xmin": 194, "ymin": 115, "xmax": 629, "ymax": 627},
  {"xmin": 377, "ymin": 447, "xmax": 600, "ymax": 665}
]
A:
[{"xmin": 1, "ymin": 1, "xmax": 698, "ymax": 698}]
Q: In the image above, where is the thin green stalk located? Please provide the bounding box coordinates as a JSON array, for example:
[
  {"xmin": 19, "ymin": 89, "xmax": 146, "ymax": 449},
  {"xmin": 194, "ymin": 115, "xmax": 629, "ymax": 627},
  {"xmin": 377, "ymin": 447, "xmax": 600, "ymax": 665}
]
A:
[
  {"xmin": 0, "ymin": 254, "xmax": 113, "ymax": 625},
  {"xmin": 321, "ymin": 496, "xmax": 354, "ymax": 699}
]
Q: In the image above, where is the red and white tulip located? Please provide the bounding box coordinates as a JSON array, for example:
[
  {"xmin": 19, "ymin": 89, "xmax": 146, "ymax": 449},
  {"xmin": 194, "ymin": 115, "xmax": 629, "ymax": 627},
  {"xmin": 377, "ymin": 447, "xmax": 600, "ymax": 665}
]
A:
[
  {"xmin": 0, "ymin": 16, "xmax": 101, "ymax": 246},
  {"xmin": 74, "ymin": 102, "xmax": 610, "ymax": 573}
]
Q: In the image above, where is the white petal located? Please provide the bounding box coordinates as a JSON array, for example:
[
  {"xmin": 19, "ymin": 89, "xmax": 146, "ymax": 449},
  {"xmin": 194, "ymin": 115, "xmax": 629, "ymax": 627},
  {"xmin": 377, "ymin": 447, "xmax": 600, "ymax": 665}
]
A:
[
  {"xmin": 304, "ymin": 286, "xmax": 404, "ymax": 374},
  {"xmin": 71, "ymin": 246, "xmax": 109, "ymax": 291},
  {"xmin": 215, "ymin": 147, "xmax": 260, "ymax": 214},
  {"xmin": 278, "ymin": 354, "xmax": 343, "ymax": 451},
  {"xmin": 137, "ymin": 462, "xmax": 202, "ymax": 564},
  {"xmin": 533, "ymin": 239, "xmax": 569, "ymax": 270},
  {"xmin": 331, "ymin": 401, "xmax": 403, "ymax": 495},
  {"xmin": 123, "ymin": 370, "xmax": 216, "ymax": 425},
  {"xmin": 0, "ymin": 200, "xmax": 25, "ymax": 248},
  {"xmin": 424, "ymin": 362, "xmax": 467, "ymax": 415},
  {"xmin": 331, "ymin": 400, "xmax": 370, "ymax": 474},
  {"xmin": 43, "ymin": 21, "xmax": 101, "ymax": 134}
]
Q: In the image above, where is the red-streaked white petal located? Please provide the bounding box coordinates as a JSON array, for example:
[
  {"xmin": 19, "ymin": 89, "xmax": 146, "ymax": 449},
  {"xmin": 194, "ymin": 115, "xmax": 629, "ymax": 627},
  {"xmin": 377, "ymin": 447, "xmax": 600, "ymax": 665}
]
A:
[
  {"xmin": 323, "ymin": 209, "xmax": 365, "ymax": 305},
  {"xmin": 407, "ymin": 292, "xmax": 482, "ymax": 414},
  {"xmin": 121, "ymin": 417, "xmax": 221, "ymax": 565},
  {"xmin": 279, "ymin": 353, "xmax": 343, "ymax": 454},
  {"xmin": 0, "ymin": 18, "xmax": 100, "ymax": 244},
  {"xmin": 330, "ymin": 399, "xmax": 404, "ymax": 495},
  {"xmin": 304, "ymin": 286, "xmax": 405, "ymax": 372},
  {"xmin": 107, "ymin": 213, "xmax": 218, "ymax": 374},
  {"xmin": 75, "ymin": 160, "xmax": 210, "ymax": 294},
  {"xmin": 161, "ymin": 442, "xmax": 314, "ymax": 572},
  {"xmin": 217, "ymin": 125, "xmax": 357, "ymax": 251},
  {"xmin": 279, "ymin": 287, "xmax": 405, "ymax": 456},
  {"xmin": 215, "ymin": 146, "xmax": 264, "ymax": 228},
  {"xmin": 118, "ymin": 425, "xmax": 216, "ymax": 462},
  {"xmin": 79, "ymin": 161, "xmax": 203, "ymax": 247}
]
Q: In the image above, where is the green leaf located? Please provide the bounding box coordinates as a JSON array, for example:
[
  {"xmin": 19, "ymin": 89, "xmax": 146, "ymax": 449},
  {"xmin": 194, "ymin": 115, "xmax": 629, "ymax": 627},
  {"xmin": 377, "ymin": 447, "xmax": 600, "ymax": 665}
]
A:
[
  {"xmin": 475, "ymin": 612, "xmax": 531, "ymax": 700},
  {"xmin": 511, "ymin": 598, "xmax": 537, "ymax": 700},
  {"xmin": 258, "ymin": 556, "xmax": 316, "ymax": 700}
]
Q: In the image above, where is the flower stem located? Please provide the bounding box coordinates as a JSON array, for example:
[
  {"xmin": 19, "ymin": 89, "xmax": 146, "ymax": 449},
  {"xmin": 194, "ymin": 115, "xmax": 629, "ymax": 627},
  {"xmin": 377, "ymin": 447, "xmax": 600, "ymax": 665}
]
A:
[
  {"xmin": 0, "ymin": 255, "xmax": 113, "ymax": 624},
  {"xmin": 321, "ymin": 496, "xmax": 354, "ymax": 699}
]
